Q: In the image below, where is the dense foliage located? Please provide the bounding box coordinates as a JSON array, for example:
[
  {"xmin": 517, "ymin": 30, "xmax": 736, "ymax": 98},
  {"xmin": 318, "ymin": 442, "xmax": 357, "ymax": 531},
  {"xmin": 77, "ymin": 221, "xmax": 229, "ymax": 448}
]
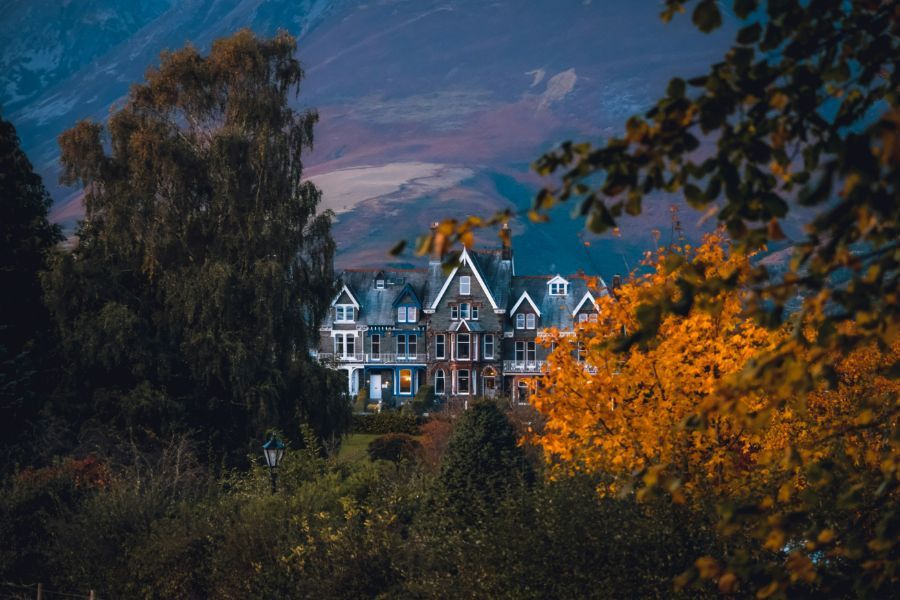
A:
[
  {"xmin": 350, "ymin": 412, "xmax": 422, "ymax": 435},
  {"xmin": 43, "ymin": 30, "xmax": 347, "ymax": 462},
  {"xmin": 0, "ymin": 113, "xmax": 62, "ymax": 472},
  {"xmin": 399, "ymin": 1, "xmax": 898, "ymax": 596}
]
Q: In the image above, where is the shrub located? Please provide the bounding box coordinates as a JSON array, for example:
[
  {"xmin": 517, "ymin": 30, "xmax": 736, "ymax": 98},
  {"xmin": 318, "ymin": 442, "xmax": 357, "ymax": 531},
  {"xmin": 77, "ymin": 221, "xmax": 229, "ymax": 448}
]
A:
[
  {"xmin": 351, "ymin": 413, "xmax": 421, "ymax": 435},
  {"xmin": 355, "ymin": 387, "xmax": 369, "ymax": 412},
  {"xmin": 367, "ymin": 434, "xmax": 422, "ymax": 463},
  {"xmin": 419, "ymin": 418, "xmax": 454, "ymax": 470}
]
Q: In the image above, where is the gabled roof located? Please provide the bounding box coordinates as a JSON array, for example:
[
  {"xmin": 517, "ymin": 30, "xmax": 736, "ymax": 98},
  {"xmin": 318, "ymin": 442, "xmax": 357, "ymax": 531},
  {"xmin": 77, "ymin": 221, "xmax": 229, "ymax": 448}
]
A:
[
  {"xmin": 391, "ymin": 282, "xmax": 422, "ymax": 307},
  {"xmin": 450, "ymin": 319, "xmax": 485, "ymax": 332},
  {"xmin": 331, "ymin": 284, "xmax": 360, "ymax": 309},
  {"xmin": 509, "ymin": 291, "xmax": 541, "ymax": 316},
  {"xmin": 572, "ymin": 291, "xmax": 597, "ymax": 316},
  {"xmin": 429, "ymin": 248, "xmax": 500, "ymax": 310},
  {"xmin": 547, "ymin": 274, "xmax": 569, "ymax": 285}
]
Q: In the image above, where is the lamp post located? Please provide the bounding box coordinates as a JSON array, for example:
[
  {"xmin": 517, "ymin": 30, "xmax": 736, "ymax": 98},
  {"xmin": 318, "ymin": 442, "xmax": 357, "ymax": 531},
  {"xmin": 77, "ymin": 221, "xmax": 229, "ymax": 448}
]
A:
[{"xmin": 262, "ymin": 434, "xmax": 285, "ymax": 494}]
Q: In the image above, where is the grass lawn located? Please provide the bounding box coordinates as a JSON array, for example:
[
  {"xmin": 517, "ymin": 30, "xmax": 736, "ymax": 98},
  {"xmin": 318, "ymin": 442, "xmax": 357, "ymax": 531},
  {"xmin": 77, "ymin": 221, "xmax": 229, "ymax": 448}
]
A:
[{"xmin": 337, "ymin": 433, "xmax": 380, "ymax": 463}]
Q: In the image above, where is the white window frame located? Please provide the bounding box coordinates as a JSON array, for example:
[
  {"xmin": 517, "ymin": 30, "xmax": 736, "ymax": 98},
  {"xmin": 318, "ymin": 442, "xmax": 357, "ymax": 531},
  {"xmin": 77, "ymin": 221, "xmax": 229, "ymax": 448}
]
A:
[
  {"xmin": 399, "ymin": 369, "xmax": 413, "ymax": 394},
  {"xmin": 457, "ymin": 333, "xmax": 470, "ymax": 360},
  {"xmin": 550, "ymin": 282, "xmax": 567, "ymax": 295},
  {"xmin": 483, "ymin": 334, "xmax": 494, "ymax": 359},
  {"xmin": 471, "ymin": 305, "xmax": 479, "ymax": 320},
  {"xmin": 527, "ymin": 341, "xmax": 536, "ymax": 363},
  {"xmin": 435, "ymin": 334, "xmax": 446, "ymax": 359},
  {"xmin": 578, "ymin": 313, "xmax": 589, "ymax": 323},
  {"xmin": 526, "ymin": 313, "xmax": 536, "ymax": 329},
  {"xmin": 458, "ymin": 369, "xmax": 470, "ymax": 394},
  {"xmin": 434, "ymin": 369, "xmax": 445, "ymax": 395},
  {"xmin": 398, "ymin": 306, "xmax": 407, "ymax": 323},
  {"xmin": 335, "ymin": 304, "xmax": 355, "ymax": 323},
  {"xmin": 459, "ymin": 276, "xmax": 471, "ymax": 295},
  {"xmin": 459, "ymin": 303, "xmax": 470, "ymax": 320},
  {"xmin": 451, "ymin": 305, "xmax": 459, "ymax": 320},
  {"xmin": 376, "ymin": 279, "xmax": 385, "ymax": 289},
  {"xmin": 407, "ymin": 306, "xmax": 417, "ymax": 322},
  {"xmin": 516, "ymin": 314, "xmax": 525, "ymax": 329},
  {"xmin": 371, "ymin": 334, "xmax": 380, "ymax": 357},
  {"xmin": 408, "ymin": 335, "xmax": 417, "ymax": 357}
]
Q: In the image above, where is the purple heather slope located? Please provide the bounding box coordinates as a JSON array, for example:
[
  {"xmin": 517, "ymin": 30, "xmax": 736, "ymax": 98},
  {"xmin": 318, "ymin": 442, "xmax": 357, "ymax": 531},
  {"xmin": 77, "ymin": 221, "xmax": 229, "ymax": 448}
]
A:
[{"xmin": 1, "ymin": 0, "xmax": 736, "ymax": 275}]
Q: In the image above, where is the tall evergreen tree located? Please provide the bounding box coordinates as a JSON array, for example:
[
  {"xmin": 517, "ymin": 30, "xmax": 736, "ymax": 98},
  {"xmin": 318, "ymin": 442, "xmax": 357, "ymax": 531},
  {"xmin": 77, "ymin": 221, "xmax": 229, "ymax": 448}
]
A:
[
  {"xmin": 439, "ymin": 401, "xmax": 534, "ymax": 514},
  {"xmin": 0, "ymin": 112, "xmax": 63, "ymax": 472},
  {"xmin": 45, "ymin": 30, "xmax": 345, "ymax": 461}
]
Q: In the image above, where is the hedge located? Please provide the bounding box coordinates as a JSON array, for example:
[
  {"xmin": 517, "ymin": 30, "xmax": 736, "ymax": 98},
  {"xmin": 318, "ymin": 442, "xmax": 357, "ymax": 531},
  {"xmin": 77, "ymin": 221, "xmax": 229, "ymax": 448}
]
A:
[{"xmin": 350, "ymin": 412, "xmax": 422, "ymax": 435}]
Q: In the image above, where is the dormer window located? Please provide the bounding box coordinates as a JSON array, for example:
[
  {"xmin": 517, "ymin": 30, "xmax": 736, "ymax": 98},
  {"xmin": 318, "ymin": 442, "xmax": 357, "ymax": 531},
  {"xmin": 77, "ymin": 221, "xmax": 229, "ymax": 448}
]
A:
[
  {"xmin": 548, "ymin": 275, "xmax": 569, "ymax": 296},
  {"xmin": 459, "ymin": 276, "xmax": 471, "ymax": 295},
  {"xmin": 335, "ymin": 305, "xmax": 355, "ymax": 323},
  {"xmin": 526, "ymin": 313, "xmax": 536, "ymax": 329},
  {"xmin": 516, "ymin": 314, "xmax": 525, "ymax": 329},
  {"xmin": 397, "ymin": 306, "xmax": 417, "ymax": 323},
  {"xmin": 376, "ymin": 279, "xmax": 385, "ymax": 289}
]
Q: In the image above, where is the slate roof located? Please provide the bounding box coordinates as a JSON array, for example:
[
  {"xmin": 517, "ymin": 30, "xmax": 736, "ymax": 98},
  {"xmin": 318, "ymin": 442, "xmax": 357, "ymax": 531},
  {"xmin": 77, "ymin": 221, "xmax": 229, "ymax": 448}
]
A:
[
  {"xmin": 325, "ymin": 268, "xmax": 429, "ymax": 327},
  {"xmin": 324, "ymin": 247, "xmax": 606, "ymax": 331},
  {"xmin": 508, "ymin": 274, "xmax": 609, "ymax": 330}
]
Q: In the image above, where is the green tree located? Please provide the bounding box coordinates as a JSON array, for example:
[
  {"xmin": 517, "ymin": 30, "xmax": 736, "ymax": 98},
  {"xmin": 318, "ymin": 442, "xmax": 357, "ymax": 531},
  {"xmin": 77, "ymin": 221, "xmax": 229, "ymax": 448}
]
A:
[
  {"xmin": 0, "ymin": 112, "xmax": 62, "ymax": 473},
  {"xmin": 439, "ymin": 400, "xmax": 533, "ymax": 513},
  {"xmin": 45, "ymin": 30, "xmax": 344, "ymax": 462}
]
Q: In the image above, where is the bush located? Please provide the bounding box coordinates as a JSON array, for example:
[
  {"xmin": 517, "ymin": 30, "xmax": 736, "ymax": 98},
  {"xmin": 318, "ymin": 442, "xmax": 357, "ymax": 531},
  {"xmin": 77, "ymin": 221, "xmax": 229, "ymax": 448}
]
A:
[
  {"xmin": 351, "ymin": 413, "xmax": 421, "ymax": 435},
  {"xmin": 367, "ymin": 434, "xmax": 422, "ymax": 463},
  {"xmin": 355, "ymin": 387, "xmax": 369, "ymax": 412},
  {"xmin": 408, "ymin": 385, "xmax": 435, "ymax": 416}
]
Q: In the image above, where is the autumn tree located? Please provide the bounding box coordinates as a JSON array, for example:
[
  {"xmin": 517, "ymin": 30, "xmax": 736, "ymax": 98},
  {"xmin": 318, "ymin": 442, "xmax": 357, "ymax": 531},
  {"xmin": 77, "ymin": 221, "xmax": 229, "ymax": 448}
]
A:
[
  {"xmin": 46, "ymin": 30, "xmax": 345, "ymax": 462},
  {"xmin": 531, "ymin": 235, "xmax": 898, "ymax": 596}
]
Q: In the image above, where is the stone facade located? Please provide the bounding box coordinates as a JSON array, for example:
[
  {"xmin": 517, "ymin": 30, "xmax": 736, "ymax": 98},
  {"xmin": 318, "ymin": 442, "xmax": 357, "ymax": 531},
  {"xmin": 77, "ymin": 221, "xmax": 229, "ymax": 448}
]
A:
[{"xmin": 316, "ymin": 244, "xmax": 607, "ymax": 407}]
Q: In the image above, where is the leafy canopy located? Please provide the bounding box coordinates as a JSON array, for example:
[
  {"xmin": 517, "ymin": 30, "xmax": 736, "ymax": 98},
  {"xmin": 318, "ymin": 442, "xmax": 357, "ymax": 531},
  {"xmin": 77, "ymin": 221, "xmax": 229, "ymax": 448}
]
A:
[{"xmin": 47, "ymin": 29, "xmax": 344, "ymax": 460}]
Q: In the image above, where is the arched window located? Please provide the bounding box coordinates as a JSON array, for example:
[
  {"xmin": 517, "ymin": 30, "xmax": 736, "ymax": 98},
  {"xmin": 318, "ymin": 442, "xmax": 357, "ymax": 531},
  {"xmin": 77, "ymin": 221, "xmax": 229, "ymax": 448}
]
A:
[
  {"xmin": 482, "ymin": 367, "xmax": 496, "ymax": 393},
  {"xmin": 434, "ymin": 369, "xmax": 445, "ymax": 395},
  {"xmin": 517, "ymin": 379, "xmax": 530, "ymax": 405}
]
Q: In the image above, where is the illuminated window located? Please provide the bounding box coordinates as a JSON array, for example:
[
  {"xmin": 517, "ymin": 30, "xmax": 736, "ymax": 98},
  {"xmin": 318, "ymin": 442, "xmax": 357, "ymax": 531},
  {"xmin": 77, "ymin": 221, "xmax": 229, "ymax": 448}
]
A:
[{"xmin": 399, "ymin": 369, "xmax": 412, "ymax": 394}]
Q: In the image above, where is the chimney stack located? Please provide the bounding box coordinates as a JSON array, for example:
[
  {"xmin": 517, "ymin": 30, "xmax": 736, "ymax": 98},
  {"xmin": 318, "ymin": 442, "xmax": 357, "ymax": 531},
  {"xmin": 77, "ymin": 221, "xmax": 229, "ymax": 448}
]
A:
[{"xmin": 500, "ymin": 222, "xmax": 513, "ymax": 261}]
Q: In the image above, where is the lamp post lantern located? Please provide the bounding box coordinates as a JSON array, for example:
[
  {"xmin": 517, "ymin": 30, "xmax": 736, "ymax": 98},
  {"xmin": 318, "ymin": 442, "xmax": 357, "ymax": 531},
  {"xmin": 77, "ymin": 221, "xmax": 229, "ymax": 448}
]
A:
[{"xmin": 262, "ymin": 434, "xmax": 285, "ymax": 494}]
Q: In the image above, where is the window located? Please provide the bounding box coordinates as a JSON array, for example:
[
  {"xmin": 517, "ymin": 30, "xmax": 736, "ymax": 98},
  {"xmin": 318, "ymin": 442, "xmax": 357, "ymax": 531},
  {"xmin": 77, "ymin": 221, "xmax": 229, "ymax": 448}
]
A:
[
  {"xmin": 451, "ymin": 305, "xmax": 459, "ymax": 320},
  {"xmin": 459, "ymin": 276, "xmax": 471, "ymax": 295},
  {"xmin": 527, "ymin": 341, "xmax": 536, "ymax": 363},
  {"xmin": 550, "ymin": 282, "xmax": 567, "ymax": 295},
  {"xmin": 578, "ymin": 313, "xmax": 589, "ymax": 323},
  {"xmin": 434, "ymin": 369, "xmax": 445, "ymax": 395},
  {"xmin": 457, "ymin": 333, "xmax": 470, "ymax": 359},
  {"xmin": 517, "ymin": 380, "xmax": 530, "ymax": 404},
  {"xmin": 407, "ymin": 306, "xmax": 417, "ymax": 322},
  {"xmin": 399, "ymin": 369, "xmax": 412, "ymax": 394},
  {"xmin": 396, "ymin": 334, "xmax": 405, "ymax": 355},
  {"xmin": 459, "ymin": 303, "xmax": 469, "ymax": 320},
  {"xmin": 371, "ymin": 334, "xmax": 380, "ymax": 357},
  {"xmin": 398, "ymin": 306, "xmax": 407, "ymax": 322},
  {"xmin": 577, "ymin": 341, "xmax": 586, "ymax": 363},
  {"xmin": 458, "ymin": 369, "xmax": 470, "ymax": 394},
  {"xmin": 516, "ymin": 314, "xmax": 525, "ymax": 329},
  {"xmin": 408, "ymin": 335, "xmax": 417, "ymax": 357},
  {"xmin": 335, "ymin": 305, "xmax": 354, "ymax": 322},
  {"xmin": 526, "ymin": 313, "xmax": 536, "ymax": 329},
  {"xmin": 515, "ymin": 341, "xmax": 525, "ymax": 363},
  {"xmin": 435, "ymin": 334, "xmax": 445, "ymax": 359},
  {"xmin": 471, "ymin": 305, "xmax": 479, "ymax": 320},
  {"xmin": 376, "ymin": 279, "xmax": 385, "ymax": 289},
  {"xmin": 334, "ymin": 333, "xmax": 355, "ymax": 357},
  {"xmin": 483, "ymin": 367, "xmax": 496, "ymax": 391},
  {"xmin": 483, "ymin": 334, "xmax": 494, "ymax": 359},
  {"xmin": 590, "ymin": 313, "xmax": 598, "ymax": 322}
]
